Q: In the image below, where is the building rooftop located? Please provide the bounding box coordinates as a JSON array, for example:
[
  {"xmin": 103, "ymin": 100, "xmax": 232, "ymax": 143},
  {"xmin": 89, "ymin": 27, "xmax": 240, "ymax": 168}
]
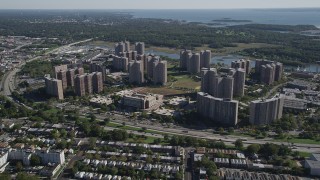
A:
[
  {"xmin": 193, "ymin": 153, "xmax": 204, "ymax": 162},
  {"xmin": 311, "ymin": 153, "xmax": 320, "ymax": 161},
  {"xmin": 283, "ymin": 98, "xmax": 307, "ymax": 110},
  {"xmin": 153, "ymin": 108, "xmax": 176, "ymax": 116},
  {"xmin": 305, "ymin": 160, "xmax": 320, "ymax": 169},
  {"xmin": 0, "ymin": 142, "xmax": 9, "ymax": 149},
  {"xmin": 115, "ymin": 90, "xmax": 135, "ymax": 97},
  {"xmin": 90, "ymin": 96, "xmax": 113, "ymax": 105},
  {"xmin": 167, "ymin": 96, "xmax": 189, "ymax": 106}
]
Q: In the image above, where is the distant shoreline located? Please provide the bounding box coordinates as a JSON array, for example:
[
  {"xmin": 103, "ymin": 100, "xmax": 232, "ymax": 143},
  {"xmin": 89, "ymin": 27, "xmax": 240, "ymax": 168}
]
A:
[{"xmin": 212, "ymin": 18, "xmax": 252, "ymax": 23}]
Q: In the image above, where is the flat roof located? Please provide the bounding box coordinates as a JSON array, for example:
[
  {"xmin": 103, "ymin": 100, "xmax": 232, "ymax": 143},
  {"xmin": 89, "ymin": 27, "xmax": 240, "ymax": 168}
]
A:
[{"xmin": 305, "ymin": 160, "xmax": 320, "ymax": 169}]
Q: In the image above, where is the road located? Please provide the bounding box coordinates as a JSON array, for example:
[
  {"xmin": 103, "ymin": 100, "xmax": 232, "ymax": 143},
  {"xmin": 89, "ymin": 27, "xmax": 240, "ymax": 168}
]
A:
[
  {"xmin": 103, "ymin": 126, "xmax": 164, "ymax": 138},
  {"xmin": 93, "ymin": 113, "xmax": 320, "ymax": 153},
  {"xmin": 0, "ymin": 38, "xmax": 93, "ymax": 106},
  {"xmin": 184, "ymin": 147, "xmax": 193, "ymax": 180},
  {"xmin": 264, "ymin": 81, "xmax": 287, "ymax": 99}
]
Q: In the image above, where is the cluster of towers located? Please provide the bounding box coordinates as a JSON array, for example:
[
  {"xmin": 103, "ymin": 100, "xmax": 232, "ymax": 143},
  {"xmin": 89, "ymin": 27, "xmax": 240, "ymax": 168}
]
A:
[
  {"xmin": 255, "ymin": 60, "xmax": 283, "ymax": 85},
  {"xmin": 112, "ymin": 41, "xmax": 167, "ymax": 85},
  {"xmin": 180, "ymin": 50, "xmax": 212, "ymax": 73},
  {"xmin": 115, "ymin": 41, "xmax": 145, "ymax": 57},
  {"xmin": 231, "ymin": 59, "xmax": 251, "ymax": 75},
  {"xmin": 201, "ymin": 67, "xmax": 246, "ymax": 99},
  {"xmin": 90, "ymin": 62, "xmax": 107, "ymax": 82},
  {"xmin": 55, "ymin": 65, "xmax": 84, "ymax": 90},
  {"xmin": 197, "ymin": 66, "xmax": 246, "ymax": 126},
  {"xmin": 113, "ymin": 41, "xmax": 145, "ymax": 72},
  {"xmin": 74, "ymin": 72, "xmax": 103, "ymax": 96},
  {"xmin": 145, "ymin": 55, "xmax": 167, "ymax": 85},
  {"xmin": 45, "ymin": 64, "xmax": 104, "ymax": 99},
  {"xmin": 249, "ymin": 95, "xmax": 284, "ymax": 125}
]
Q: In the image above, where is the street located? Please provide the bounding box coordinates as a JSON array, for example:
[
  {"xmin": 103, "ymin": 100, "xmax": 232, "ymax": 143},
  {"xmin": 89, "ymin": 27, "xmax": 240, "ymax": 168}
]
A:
[{"xmin": 93, "ymin": 112, "xmax": 320, "ymax": 153}]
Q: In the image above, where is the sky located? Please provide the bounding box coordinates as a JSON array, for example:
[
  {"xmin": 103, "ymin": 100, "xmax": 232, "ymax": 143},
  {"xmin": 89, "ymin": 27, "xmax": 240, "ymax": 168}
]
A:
[{"xmin": 1, "ymin": 0, "xmax": 320, "ymax": 9}]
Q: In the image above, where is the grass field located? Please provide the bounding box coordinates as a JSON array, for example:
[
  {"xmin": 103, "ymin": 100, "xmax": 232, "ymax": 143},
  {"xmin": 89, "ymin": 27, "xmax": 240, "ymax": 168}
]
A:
[
  {"xmin": 274, "ymin": 137, "xmax": 320, "ymax": 145},
  {"xmin": 147, "ymin": 43, "xmax": 277, "ymax": 56},
  {"xmin": 172, "ymin": 74, "xmax": 201, "ymax": 89},
  {"xmin": 106, "ymin": 122, "xmax": 142, "ymax": 131},
  {"xmin": 196, "ymin": 43, "xmax": 278, "ymax": 55},
  {"xmin": 287, "ymin": 138, "xmax": 320, "ymax": 145},
  {"xmin": 139, "ymin": 72, "xmax": 200, "ymax": 95},
  {"xmin": 297, "ymin": 151, "xmax": 311, "ymax": 158},
  {"xmin": 139, "ymin": 86, "xmax": 185, "ymax": 95},
  {"xmin": 87, "ymin": 41, "xmax": 114, "ymax": 47}
]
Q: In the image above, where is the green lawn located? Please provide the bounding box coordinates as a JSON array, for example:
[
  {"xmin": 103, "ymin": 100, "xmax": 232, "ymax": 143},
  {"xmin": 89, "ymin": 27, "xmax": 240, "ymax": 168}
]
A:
[
  {"xmin": 194, "ymin": 43, "xmax": 278, "ymax": 55},
  {"xmin": 297, "ymin": 151, "xmax": 311, "ymax": 158},
  {"xmin": 172, "ymin": 74, "xmax": 201, "ymax": 90},
  {"xmin": 87, "ymin": 40, "xmax": 114, "ymax": 47},
  {"xmin": 139, "ymin": 86, "xmax": 185, "ymax": 95},
  {"xmin": 274, "ymin": 137, "xmax": 320, "ymax": 145},
  {"xmin": 44, "ymin": 108, "xmax": 59, "ymax": 114},
  {"xmin": 287, "ymin": 138, "xmax": 320, "ymax": 145}
]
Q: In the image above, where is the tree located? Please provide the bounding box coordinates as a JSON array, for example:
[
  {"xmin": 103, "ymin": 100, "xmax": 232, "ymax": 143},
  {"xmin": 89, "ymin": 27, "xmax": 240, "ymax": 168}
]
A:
[
  {"xmin": 246, "ymin": 144, "xmax": 261, "ymax": 154},
  {"xmin": 89, "ymin": 137, "xmax": 97, "ymax": 149},
  {"xmin": 292, "ymin": 151, "xmax": 300, "ymax": 158},
  {"xmin": 164, "ymin": 134, "xmax": 169, "ymax": 141},
  {"xmin": 16, "ymin": 161, "xmax": 23, "ymax": 172},
  {"xmin": 0, "ymin": 173, "xmax": 11, "ymax": 180},
  {"xmin": 141, "ymin": 111, "xmax": 148, "ymax": 118},
  {"xmin": 104, "ymin": 117, "xmax": 110, "ymax": 124},
  {"xmin": 30, "ymin": 154, "xmax": 41, "ymax": 166},
  {"xmin": 278, "ymin": 145, "xmax": 292, "ymax": 156},
  {"xmin": 175, "ymin": 171, "xmax": 183, "ymax": 180},
  {"xmin": 56, "ymin": 140, "xmax": 67, "ymax": 149},
  {"xmin": 185, "ymin": 136, "xmax": 197, "ymax": 146},
  {"xmin": 68, "ymin": 130, "xmax": 76, "ymax": 139},
  {"xmin": 90, "ymin": 124, "xmax": 103, "ymax": 137},
  {"xmin": 51, "ymin": 129, "xmax": 60, "ymax": 139},
  {"xmin": 133, "ymin": 146, "xmax": 146, "ymax": 154},
  {"xmin": 60, "ymin": 129, "xmax": 67, "ymax": 138},
  {"xmin": 153, "ymin": 138, "xmax": 162, "ymax": 144},
  {"xmin": 235, "ymin": 139, "xmax": 243, "ymax": 149},
  {"xmin": 110, "ymin": 167, "xmax": 118, "ymax": 175},
  {"xmin": 146, "ymin": 156, "xmax": 153, "ymax": 163},
  {"xmin": 131, "ymin": 113, "xmax": 137, "ymax": 119},
  {"xmin": 201, "ymin": 156, "xmax": 217, "ymax": 178},
  {"xmin": 259, "ymin": 143, "xmax": 280, "ymax": 157},
  {"xmin": 138, "ymin": 170, "xmax": 145, "ymax": 179},
  {"xmin": 111, "ymin": 129, "xmax": 128, "ymax": 141},
  {"xmin": 228, "ymin": 127, "xmax": 235, "ymax": 133},
  {"xmin": 16, "ymin": 172, "xmax": 39, "ymax": 180}
]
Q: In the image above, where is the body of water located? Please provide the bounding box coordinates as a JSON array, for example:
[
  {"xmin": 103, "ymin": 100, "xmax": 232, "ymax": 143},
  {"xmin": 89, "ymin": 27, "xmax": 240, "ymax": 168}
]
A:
[
  {"xmin": 126, "ymin": 9, "xmax": 320, "ymax": 27},
  {"xmin": 146, "ymin": 50, "xmax": 320, "ymax": 73}
]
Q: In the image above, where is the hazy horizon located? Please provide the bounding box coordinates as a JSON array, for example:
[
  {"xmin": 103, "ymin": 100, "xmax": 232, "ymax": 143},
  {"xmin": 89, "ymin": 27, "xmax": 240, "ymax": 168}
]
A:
[
  {"xmin": 1, "ymin": 8, "xmax": 320, "ymax": 10},
  {"xmin": 1, "ymin": 0, "xmax": 320, "ymax": 9}
]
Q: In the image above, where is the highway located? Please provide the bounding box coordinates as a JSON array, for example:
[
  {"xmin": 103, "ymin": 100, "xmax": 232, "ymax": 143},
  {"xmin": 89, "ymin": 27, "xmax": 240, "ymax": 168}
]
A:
[
  {"xmin": 0, "ymin": 38, "xmax": 93, "ymax": 105},
  {"xmin": 0, "ymin": 38, "xmax": 94, "ymax": 178},
  {"xmin": 92, "ymin": 112, "xmax": 320, "ymax": 153}
]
